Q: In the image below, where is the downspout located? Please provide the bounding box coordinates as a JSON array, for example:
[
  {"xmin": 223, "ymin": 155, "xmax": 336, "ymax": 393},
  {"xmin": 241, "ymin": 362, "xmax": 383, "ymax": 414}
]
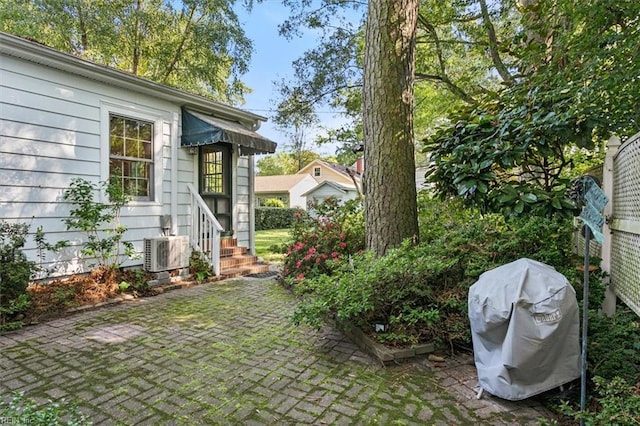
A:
[
  {"xmin": 170, "ymin": 111, "xmax": 179, "ymax": 235},
  {"xmin": 249, "ymin": 154, "xmax": 256, "ymax": 255}
]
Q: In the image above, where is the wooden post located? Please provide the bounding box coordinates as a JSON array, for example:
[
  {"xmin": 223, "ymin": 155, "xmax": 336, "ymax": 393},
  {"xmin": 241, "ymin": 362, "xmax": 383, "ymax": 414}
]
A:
[{"xmin": 600, "ymin": 135, "xmax": 621, "ymax": 316}]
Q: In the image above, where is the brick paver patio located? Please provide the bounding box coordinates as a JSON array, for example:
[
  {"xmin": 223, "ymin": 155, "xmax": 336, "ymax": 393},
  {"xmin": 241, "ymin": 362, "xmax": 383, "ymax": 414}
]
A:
[{"xmin": 1, "ymin": 276, "xmax": 553, "ymax": 425}]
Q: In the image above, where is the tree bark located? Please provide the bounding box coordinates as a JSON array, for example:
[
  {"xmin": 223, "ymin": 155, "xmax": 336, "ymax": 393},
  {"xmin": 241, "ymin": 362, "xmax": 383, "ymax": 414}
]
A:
[{"xmin": 363, "ymin": 0, "xmax": 419, "ymax": 256}]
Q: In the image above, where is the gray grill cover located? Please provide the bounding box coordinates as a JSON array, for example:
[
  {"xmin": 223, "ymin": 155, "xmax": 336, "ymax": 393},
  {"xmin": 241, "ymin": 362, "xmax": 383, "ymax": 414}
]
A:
[{"xmin": 468, "ymin": 258, "xmax": 580, "ymax": 400}]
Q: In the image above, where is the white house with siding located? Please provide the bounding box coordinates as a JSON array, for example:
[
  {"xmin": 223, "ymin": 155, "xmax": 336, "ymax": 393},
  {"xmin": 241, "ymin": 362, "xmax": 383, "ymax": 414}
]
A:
[
  {"xmin": 302, "ymin": 181, "xmax": 360, "ymax": 207},
  {"xmin": 255, "ymin": 174, "xmax": 318, "ymax": 208},
  {"xmin": 0, "ymin": 32, "xmax": 276, "ymax": 278}
]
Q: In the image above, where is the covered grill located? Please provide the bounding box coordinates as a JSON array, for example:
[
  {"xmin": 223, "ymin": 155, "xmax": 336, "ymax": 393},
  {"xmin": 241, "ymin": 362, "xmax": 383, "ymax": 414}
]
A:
[{"xmin": 468, "ymin": 258, "xmax": 580, "ymax": 400}]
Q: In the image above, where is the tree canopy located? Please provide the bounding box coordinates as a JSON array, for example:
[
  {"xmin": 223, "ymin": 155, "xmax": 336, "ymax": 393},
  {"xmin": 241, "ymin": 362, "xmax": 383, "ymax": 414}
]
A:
[
  {"xmin": 269, "ymin": 0, "xmax": 521, "ymax": 146},
  {"xmin": 0, "ymin": 0, "xmax": 254, "ymax": 103},
  {"xmin": 425, "ymin": 0, "xmax": 640, "ymax": 217},
  {"xmin": 255, "ymin": 151, "xmax": 321, "ymax": 175},
  {"xmin": 270, "ymin": 0, "xmax": 639, "ymax": 223}
]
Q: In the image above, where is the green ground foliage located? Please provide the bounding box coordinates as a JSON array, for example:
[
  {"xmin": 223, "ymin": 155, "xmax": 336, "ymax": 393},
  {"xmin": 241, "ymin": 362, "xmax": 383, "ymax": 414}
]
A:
[
  {"xmin": 0, "ymin": 222, "xmax": 33, "ymax": 332},
  {"xmin": 254, "ymin": 228, "xmax": 290, "ymax": 263},
  {"xmin": 0, "ymin": 392, "xmax": 92, "ymax": 426}
]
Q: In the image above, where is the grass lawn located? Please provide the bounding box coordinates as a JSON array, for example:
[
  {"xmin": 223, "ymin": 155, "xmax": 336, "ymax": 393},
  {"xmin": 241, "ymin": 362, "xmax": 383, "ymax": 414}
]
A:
[{"xmin": 255, "ymin": 228, "xmax": 290, "ymax": 263}]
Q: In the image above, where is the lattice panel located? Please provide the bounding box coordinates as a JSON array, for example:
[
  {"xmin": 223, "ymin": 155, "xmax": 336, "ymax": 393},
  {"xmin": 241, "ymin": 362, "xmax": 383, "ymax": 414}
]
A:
[
  {"xmin": 611, "ymin": 231, "xmax": 640, "ymax": 316},
  {"xmin": 613, "ymin": 135, "xmax": 640, "ymax": 219},
  {"xmin": 611, "ymin": 134, "xmax": 640, "ymax": 317}
]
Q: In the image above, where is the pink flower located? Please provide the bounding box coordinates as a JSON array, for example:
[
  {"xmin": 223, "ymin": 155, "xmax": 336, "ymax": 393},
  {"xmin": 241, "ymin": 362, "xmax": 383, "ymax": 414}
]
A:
[
  {"xmin": 340, "ymin": 233, "xmax": 345, "ymax": 239},
  {"xmin": 316, "ymin": 257, "xmax": 321, "ymax": 263},
  {"xmin": 308, "ymin": 247, "xmax": 317, "ymax": 254},
  {"xmin": 321, "ymin": 254, "xmax": 328, "ymax": 260},
  {"xmin": 339, "ymin": 242, "xmax": 347, "ymax": 249},
  {"xmin": 297, "ymin": 273, "xmax": 305, "ymax": 280},
  {"xmin": 294, "ymin": 242, "xmax": 304, "ymax": 250},
  {"xmin": 296, "ymin": 261, "xmax": 302, "ymax": 268},
  {"xmin": 331, "ymin": 251, "xmax": 339, "ymax": 258},
  {"xmin": 304, "ymin": 254, "xmax": 312, "ymax": 261}
]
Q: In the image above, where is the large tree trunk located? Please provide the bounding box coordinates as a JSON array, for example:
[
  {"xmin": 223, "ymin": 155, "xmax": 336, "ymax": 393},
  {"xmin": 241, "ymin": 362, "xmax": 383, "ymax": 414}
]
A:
[{"xmin": 363, "ymin": 0, "xmax": 419, "ymax": 256}]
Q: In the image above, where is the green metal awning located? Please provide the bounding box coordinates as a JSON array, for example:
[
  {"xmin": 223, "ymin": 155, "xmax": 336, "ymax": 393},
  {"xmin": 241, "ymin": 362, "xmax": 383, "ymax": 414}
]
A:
[{"xmin": 181, "ymin": 109, "xmax": 277, "ymax": 155}]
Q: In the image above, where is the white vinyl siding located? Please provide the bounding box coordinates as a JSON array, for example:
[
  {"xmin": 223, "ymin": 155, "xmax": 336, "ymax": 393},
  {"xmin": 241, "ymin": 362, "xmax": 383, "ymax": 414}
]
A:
[
  {"xmin": 0, "ymin": 55, "xmax": 185, "ymax": 274},
  {"xmin": 1, "ymin": 42, "xmax": 258, "ymax": 277}
]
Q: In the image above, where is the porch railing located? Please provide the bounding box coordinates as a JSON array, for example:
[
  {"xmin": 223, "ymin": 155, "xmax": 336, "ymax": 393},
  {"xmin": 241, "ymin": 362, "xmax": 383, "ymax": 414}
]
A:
[{"xmin": 187, "ymin": 183, "xmax": 223, "ymax": 276}]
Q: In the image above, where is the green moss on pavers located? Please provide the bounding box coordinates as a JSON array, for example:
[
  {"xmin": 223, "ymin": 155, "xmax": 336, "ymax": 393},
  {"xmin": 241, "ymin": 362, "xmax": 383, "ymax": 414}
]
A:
[{"xmin": 0, "ymin": 278, "xmax": 555, "ymax": 425}]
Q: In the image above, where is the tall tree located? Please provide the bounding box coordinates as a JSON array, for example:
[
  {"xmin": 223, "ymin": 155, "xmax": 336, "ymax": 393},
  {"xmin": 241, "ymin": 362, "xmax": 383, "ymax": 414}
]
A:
[
  {"xmin": 0, "ymin": 0, "xmax": 253, "ymax": 103},
  {"xmin": 273, "ymin": 88, "xmax": 320, "ymax": 171},
  {"xmin": 363, "ymin": 0, "xmax": 419, "ymax": 255}
]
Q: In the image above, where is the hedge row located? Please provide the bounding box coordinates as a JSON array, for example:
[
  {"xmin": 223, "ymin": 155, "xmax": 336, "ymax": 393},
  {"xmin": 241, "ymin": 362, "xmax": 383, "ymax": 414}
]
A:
[{"xmin": 255, "ymin": 207, "xmax": 304, "ymax": 230}]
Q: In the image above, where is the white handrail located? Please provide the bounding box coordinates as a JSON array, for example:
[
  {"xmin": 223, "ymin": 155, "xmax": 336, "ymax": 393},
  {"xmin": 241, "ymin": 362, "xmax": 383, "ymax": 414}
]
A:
[{"xmin": 187, "ymin": 183, "xmax": 223, "ymax": 276}]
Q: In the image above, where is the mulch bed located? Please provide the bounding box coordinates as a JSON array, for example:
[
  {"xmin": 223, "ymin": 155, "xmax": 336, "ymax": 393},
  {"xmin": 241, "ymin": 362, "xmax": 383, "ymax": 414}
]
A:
[{"xmin": 23, "ymin": 267, "xmax": 151, "ymax": 324}]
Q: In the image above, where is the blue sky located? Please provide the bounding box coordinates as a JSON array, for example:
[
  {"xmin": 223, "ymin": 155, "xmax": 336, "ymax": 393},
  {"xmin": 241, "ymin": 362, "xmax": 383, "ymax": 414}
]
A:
[{"xmin": 234, "ymin": 1, "xmax": 351, "ymax": 156}]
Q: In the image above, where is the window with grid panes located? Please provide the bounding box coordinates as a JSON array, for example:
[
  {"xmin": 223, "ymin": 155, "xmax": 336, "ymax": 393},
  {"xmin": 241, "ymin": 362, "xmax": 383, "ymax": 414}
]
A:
[
  {"xmin": 202, "ymin": 150, "xmax": 225, "ymax": 193},
  {"xmin": 109, "ymin": 115, "xmax": 153, "ymax": 199}
]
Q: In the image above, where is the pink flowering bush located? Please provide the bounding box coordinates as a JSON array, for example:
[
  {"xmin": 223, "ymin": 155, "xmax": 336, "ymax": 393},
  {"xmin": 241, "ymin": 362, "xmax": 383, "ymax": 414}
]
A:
[{"xmin": 281, "ymin": 197, "xmax": 364, "ymax": 284}]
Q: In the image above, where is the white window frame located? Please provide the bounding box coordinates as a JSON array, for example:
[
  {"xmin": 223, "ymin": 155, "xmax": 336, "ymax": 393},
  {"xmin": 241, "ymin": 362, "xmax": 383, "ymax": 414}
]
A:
[{"xmin": 100, "ymin": 101, "xmax": 164, "ymax": 205}]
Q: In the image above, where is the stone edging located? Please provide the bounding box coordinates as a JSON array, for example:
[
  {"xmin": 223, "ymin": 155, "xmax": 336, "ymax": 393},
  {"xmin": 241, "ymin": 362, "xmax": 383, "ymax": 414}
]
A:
[{"xmin": 337, "ymin": 321, "xmax": 436, "ymax": 365}]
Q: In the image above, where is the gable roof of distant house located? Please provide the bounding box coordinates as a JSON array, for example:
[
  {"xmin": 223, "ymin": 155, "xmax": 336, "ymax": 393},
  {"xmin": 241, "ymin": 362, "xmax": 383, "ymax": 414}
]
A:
[
  {"xmin": 301, "ymin": 181, "xmax": 358, "ymax": 197},
  {"xmin": 254, "ymin": 174, "xmax": 316, "ymax": 193},
  {"xmin": 297, "ymin": 159, "xmax": 361, "ymax": 181}
]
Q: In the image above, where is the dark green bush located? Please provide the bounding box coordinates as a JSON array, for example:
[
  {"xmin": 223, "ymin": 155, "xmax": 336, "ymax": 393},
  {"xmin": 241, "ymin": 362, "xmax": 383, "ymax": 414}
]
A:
[
  {"xmin": 558, "ymin": 376, "xmax": 640, "ymax": 425},
  {"xmin": 290, "ymin": 196, "xmax": 577, "ymax": 348},
  {"xmin": 0, "ymin": 221, "xmax": 34, "ymax": 331},
  {"xmin": 255, "ymin": 207, "xmax": 304, "ymax": 230}
]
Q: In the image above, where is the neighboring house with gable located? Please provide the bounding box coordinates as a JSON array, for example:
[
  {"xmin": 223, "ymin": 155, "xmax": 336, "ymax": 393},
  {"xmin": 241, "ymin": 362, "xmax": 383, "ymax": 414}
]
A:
[
  {"xmin": 297, "ymin": 159, "xmax": 362, "ymax": 188},
  {"xmin": 254, "ymin": 174, "xmax": 317, "ymax": 208},
  {"xmin": 297, "ymin": 159, "xmax": 362, "ymax": 206},
  {"xmin": 255, "ymin": 159, "xmax": 363, "ymax": 210},
  {"xmin": 0, "ymin": 32, "xmax": 277, "ymax": 278}
]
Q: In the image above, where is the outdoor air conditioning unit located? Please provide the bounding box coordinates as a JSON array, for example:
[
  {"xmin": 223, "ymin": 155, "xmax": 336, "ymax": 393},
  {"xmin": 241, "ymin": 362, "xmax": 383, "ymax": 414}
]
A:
[{"xmin": 144, "ymin": 236, "xmax": 190, "ymax": 272}]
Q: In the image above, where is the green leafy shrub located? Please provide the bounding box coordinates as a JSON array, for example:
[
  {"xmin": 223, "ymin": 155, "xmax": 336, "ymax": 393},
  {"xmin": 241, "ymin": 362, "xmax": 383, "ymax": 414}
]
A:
[
  {"xmin": 189, "ymin": 250, "xmax": 214, "ymax": 282},
  {"xmin": 262, "ymin": 198, "xmax": 285, "ymax": 208},
  {"xmin": 0, "ymin": 392, "xmax": 92, "ymax": 425},
  {"xmin": 255, "ymin": 207, "xmax": 304, "ymax": 230},
  {"xmin": 63, "ymin": 176, "xmax": 135, "ymax": 270},
  {"xmin": 0, "ymin": 222, "xmax": 34, "ymax": 331},
  {"xmin": 118, "ymin": 269, "xmax": 153, "ymax": 296},
  {"xmin": 292, "ymin": 245, "xmax": 462, "ymax": 346},
  {"xmin": 558, "ymin": 376, "xmax": 640, "ymax": 425},
  {"xmin": 282, "ymin": 197, "xmax": 364, "ymax": 284},
  {"xmin": 290, "ymin": 196, "xmax": 576, "ymax": 348}
]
